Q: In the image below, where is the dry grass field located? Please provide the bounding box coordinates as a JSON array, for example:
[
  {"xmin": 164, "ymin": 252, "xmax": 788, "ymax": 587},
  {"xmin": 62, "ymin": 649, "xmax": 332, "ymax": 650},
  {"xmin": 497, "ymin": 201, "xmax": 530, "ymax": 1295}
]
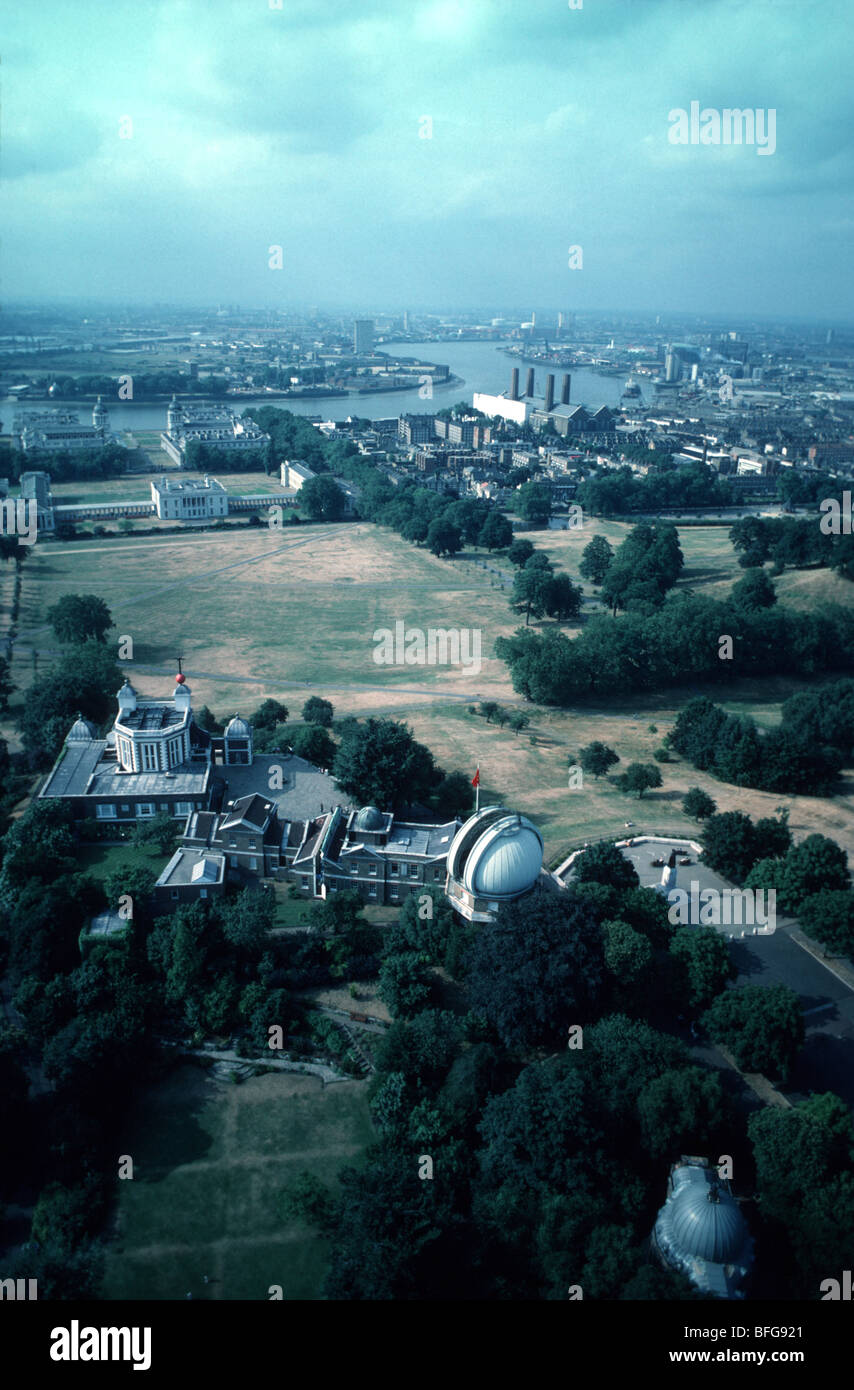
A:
[{"xmin": 10, "ymin": 517, "xmax": 854, "ymax": 865}]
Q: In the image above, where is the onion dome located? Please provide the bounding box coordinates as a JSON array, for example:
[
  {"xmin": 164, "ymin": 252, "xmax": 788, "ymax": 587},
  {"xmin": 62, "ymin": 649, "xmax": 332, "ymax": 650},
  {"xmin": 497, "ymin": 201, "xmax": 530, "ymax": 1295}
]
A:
[
  {"xmin": 225, "ymin": 714, "xmax": 251, "ymax": 738},
  {"xmin": 67, "ymin": 713, "xmax": 96, "ymax": 741}
]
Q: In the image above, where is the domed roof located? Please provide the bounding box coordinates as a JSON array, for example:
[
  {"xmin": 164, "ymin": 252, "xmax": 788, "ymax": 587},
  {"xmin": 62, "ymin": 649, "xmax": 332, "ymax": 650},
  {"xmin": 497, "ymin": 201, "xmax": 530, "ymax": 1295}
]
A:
[
  {"xmin": 67, "ymin": 714, "xmax": 96, "ymax": 741},
  {"xmin": 448, "ymin": 806, "xmax": 543, "ymax": 900},
  {"xmin": 225, "ymin": 714, "xmax": 251, "ymax": 738},
  {"xmin": 354, "ymin": 805, "xmax": 385, "ymax": 831},
  {"xmin": 657, "ymin": 1174, "xmax": 751, "ymax": 1266}
]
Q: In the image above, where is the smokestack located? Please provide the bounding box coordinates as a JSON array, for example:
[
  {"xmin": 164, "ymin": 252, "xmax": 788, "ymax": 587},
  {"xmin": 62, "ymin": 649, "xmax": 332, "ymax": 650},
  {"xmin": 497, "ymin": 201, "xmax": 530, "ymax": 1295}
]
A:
[
  {"xmin": 525, "ymin": 367, "xmax": 535, "ymax": 398},
  {"xmin": 561, "ymin": 373, "xmax": 571, "ymax": 405},
  {"xmin": 544, "ymin": 374, "xmax": 555, "ymax": 413},
  {"xmin": 510, "ymin": 367, "xmax": 520, "ymax": 401}
]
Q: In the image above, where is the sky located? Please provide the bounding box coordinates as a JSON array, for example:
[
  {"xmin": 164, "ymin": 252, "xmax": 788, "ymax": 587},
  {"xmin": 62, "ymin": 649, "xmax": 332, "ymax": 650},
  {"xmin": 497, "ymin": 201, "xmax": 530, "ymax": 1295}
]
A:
[{"xmin": 3, "ymin": 0, "xmax": 853, "ymax": 318}]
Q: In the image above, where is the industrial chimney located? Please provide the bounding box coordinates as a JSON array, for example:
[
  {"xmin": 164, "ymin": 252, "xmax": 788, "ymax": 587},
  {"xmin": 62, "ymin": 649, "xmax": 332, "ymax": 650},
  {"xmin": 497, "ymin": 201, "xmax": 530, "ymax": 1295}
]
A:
[
  {"xmin": 510, "ymin": 367, "xmax": 520, "ymax": 401},
  {"xmin": 544, "ymin": 374, "xmax": 555, "ymax": 413},
  {"xmin": 525, "ymin": 367, "xmax": 535, "ymax": 398},
  {"xmin": 561, "ymin": 373, "xmax": 571, "ymax": 405}
]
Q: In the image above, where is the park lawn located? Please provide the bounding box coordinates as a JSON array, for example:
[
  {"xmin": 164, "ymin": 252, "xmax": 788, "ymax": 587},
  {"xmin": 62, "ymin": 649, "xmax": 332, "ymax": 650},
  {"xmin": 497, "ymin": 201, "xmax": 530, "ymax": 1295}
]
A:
[
  {"xmin": 11, "ymin": 518, "xmax": 854, "ymax": 869},
  {"xmin": 101, "ymin": 1065, "xmax": 373, "ymax": 1301},
  {"xmin": 76, "ymin": 841, "xmax": 173, "ymax": 883}
]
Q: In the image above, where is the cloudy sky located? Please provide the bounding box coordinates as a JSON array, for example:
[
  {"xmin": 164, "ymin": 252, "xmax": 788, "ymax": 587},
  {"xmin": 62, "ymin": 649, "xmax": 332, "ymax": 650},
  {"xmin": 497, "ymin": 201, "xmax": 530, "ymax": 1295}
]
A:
[{"xmin": 4, "ymin": 0, "xmax": 852, "ymax": 317}]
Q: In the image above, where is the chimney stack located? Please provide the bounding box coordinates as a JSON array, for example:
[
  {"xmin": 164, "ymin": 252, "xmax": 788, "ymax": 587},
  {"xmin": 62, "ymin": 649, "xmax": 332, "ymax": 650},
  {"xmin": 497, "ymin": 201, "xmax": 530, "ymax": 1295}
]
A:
[
  {"xmin": 510, "ymin": 367, "xmax": 520, "ymax": 401},
  {"xmin": 561, "ymin": 373, "xmax": 571, "ymax": 405},
  {"xmin": 525, "ymin": 367, "xmax": 535, "ymax": 398},
  {"xmin": 544, "ymin": 374, "xmax": 555, "ymax": 413}
]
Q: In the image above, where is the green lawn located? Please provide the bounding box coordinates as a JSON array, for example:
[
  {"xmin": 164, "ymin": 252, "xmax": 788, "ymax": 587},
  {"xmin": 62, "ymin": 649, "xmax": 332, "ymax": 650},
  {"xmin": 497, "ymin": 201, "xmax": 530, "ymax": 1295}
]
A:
[
  {"xmin": 76, "ymin": 841, "xmax": 173, "ymax": 882},
  {"xmin": 101, "ymin": 1065, "xmax": 373, "ymax": 1300}
]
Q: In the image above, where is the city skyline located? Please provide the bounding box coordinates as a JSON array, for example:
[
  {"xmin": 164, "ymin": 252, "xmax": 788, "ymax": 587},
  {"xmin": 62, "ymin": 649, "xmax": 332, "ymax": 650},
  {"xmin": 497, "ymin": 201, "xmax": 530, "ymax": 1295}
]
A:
[{"xmin": 4, "ymin": 0, "xmax": 853, "ymax": 316}]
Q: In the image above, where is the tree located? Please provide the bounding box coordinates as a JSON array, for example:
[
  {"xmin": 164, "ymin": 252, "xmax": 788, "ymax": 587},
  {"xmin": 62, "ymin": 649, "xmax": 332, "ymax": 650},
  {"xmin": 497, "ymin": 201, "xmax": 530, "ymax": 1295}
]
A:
[
  {"xmin": 103, "ymin": 864, "xmax": 157, "ymax": 919},
  {"xmin": 616, "ymin": 763, "xmax": 662, "ymax": 798},
  {"xmin": 729, "ymin": 568, "xmax": 777, "ymax": 611},
  {"xmin": 573, "ymin": 840, "xmax": 639, "ymax": 894},
  {"xmin": 777, "ymin": 834, "xmax": 849, "ymax": 914},
  {"xmin": 798, "ymin": 890, "xmax": 854, "ymax": 957},
  {"xmin": 300, "ymin": 475, "xmax": 346, "ymax": 520},
  {"xmin": 426, "ymin": 517, "xmax": 462, "ymax": 557},
  {"xmin": 0, "ymin": 799, "xmax": 77, "ymax": 900},
  {"xmin": 703, "ymin": 983, "xmax": 804, "ymax": 1082},
  {"xmin": 701, "ymin": 811, "xmax": 759, "ymax": 882},
  {"xmin": 378, "ymin": 951, "xmax": 434, "ymax": 1019},
  {"xmin": 669, "ymin": 927, "xmax": 735, "ymax": 1012},
  {"xmin": 510, "ymin": 563, "xmax": 552, "ymax": 625},
  {"xmin": 19, "ymin": 641, "xmax": 124, "ymax": 767},
  {"xmin": 602, "ymin": 919, "xmax": 653, "ymax": 1009},
  {"xmin": 433, "ymin": 770, "xmax": 474, "ymax": 818},
  {"xmin": 47, "ymin": 594, "xmax": 113, "ymax": 644},
  {"xmin": 333, "ymin": 718, "xmax": 439, "ymax": 809},
  {"xmin": 465, "ymin": 893, "xmax": 605, "ymax": 1049},
  {"xmin": 543, "ymin": 572, "xmax": 583, "ymax": 622},
  {"xmin": 252, "ymin": 698, "xmax": 289, "ymax": 729},
  {"xmin": 302, "ymin": 696, "xmax": 334, "ymax": 727},
  {"xmin": 516, "ymin": 481, "xmax": 552, "ymax": 528},
  {"xmin": 637, "ymin": 1066, "xmax": 729, "ymax": 1160},
  {"xmin": 682, "ymin": 787, "xmax": 716, "ymax": 821},
  {"xmin": 508, "ymin": 710, "xmax": 530, "ymax": 736},
  {"xmin": 578, "ymin": 535, "xmax": 614, "ymax": 585},
  {"xmin": 507, "ymin": 538, "xmax": 535, "ymax": 568},
  {"xmin": 578, "ymin": 742, "xmax": 619, "ymax": 780},
  {"xmin": 131, "ymin": 811, "xmax": 177, "ymax": 856},
  {"xmin": 478, "ymin": 511, "xmax": 513, "ymax": 551},
  {"xmin": 289, "ymin": 723, "xmax": 336, "ymax": 768}
]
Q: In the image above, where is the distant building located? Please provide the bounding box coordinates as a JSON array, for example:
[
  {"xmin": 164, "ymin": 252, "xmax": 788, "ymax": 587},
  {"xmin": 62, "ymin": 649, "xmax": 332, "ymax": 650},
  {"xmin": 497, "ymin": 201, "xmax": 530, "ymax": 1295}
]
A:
[
  {"xmin": 150, "ymin": 475, "xmax": 228, "ymax": 521},
  {"xmin": 280, "ymin": 460, "xmax": 315, "ymax": 490},
  {"xmin": 21, "ymin": 471, "xmax": 55, "ymax": 532},
  {"xmin": 398, "ymin": 414, "xmax": 436, "ymax": 445},
  {"xmin": 353, "ymin": 319, "xmax": 374, "ymax": 355},
  {"xmin": 161, "ymin": 398, "xmax": 269, "ymax": 468},
  {"xmin": 12, "ymin": 400, "xmax": 114, "ymax": 453},
  {"xmin": 154, "ymin": 848, "xmax": 226, "ymax": 908}
]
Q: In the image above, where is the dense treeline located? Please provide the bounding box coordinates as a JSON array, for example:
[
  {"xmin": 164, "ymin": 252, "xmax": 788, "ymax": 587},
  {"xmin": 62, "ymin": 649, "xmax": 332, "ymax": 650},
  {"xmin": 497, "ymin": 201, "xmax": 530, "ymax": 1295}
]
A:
[
  {"xmin": 283, "ymin": 841, "xmax": 853, "ymax": 1299},
  {"xmin": 577, "ymin": 461, "xmax": 737, "ymax": 515},
  {"xmin": 496, "ymin": 592, "xmax": 854, "ymax": 709},
  {"xmin": 0, "ymin": 441, "xmax": 132, "ymax": 485},
  {"xmin": 670, "ymin": 685, "xmax": 854, "ymax": 794},
  {"xmin": 730, "ymin": 512, "xmax": 854, "ymax": 578}
]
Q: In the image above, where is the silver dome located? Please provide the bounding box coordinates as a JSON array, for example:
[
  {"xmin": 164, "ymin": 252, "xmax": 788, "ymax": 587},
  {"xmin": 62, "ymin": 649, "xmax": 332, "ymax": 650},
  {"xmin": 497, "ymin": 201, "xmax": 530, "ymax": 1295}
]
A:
[
  {"xmin": 354, "ymin": 805, "xmax": 385, "ymax": 831},
  {"xmin": 225, "ymin": 714, "xmax": 252, "ymax": 738},
  {"xmin": 448, "ymin": 806, "xmax": 543, "ymax": 900}
]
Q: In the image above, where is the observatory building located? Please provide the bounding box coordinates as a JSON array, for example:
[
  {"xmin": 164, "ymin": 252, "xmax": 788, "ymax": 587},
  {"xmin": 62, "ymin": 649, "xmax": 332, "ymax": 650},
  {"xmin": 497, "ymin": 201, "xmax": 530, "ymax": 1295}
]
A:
[
  {"xmin": 651, "ymin": 1157, "xmax": 754, "ymax": 1299},
  {"xmin": 445, "ymin": 805, "xmax": 545, "ymax": 923}
]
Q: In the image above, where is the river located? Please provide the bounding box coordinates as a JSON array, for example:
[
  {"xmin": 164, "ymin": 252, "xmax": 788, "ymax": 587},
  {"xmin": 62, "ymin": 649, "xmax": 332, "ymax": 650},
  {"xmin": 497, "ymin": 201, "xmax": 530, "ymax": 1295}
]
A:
[{"xmin": 3, "ymin": 340, "xmax": 639, "ymax": 432}]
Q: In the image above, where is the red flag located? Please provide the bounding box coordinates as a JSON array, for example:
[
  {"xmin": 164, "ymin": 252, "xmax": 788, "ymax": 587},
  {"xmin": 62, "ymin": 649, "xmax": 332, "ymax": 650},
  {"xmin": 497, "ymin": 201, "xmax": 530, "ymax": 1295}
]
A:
[{"xmin": 471, "ymin": 767, "xmax": 480, "ymax": 787}]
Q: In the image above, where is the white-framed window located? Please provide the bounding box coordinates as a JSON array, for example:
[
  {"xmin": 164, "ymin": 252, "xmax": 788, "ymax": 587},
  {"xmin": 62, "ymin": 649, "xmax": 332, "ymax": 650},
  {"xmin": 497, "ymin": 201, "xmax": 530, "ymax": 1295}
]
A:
[
  {"xmin": 168, "ymin": 740, "xmax": 181, "ymax": 767},
  {"xmin": 136, "ymin": 803, "xmax": 156, "ymax": 818},
  {"xmin": 175, "ymin": 802, "xmax": 193, "ymax": 816},
  {"xmin": 350, "ymin": 865, "xmax": 358, "ymax": 875},
  {"xmin": 434, "ymin": 868, "xmax": 443, "ymax": 881},
  {"xmin": 228, "ymin": 838, "xmax": 237, "ymax": 848},
  {"xmin": 368, "ymin": 886, "xmax": 377, "ymax": 898},
  {"xmin": 96, "ymin": 804, "xmax": 116, "ymax": 819},
  {"xmin": 390, "ymin": 863, "xmax": 398, "ymax": 875},
  {"xmin": 409, "ymin": 865, "xmax": 419, "ymax": 878},
  {"xmin": 368, "ymin": 864, "xmax": 377, "ymax": 876},
  {"xmin": 141, "ymin": 743, "xmax": 158, "ymax": 771},
  {"xmin": 230, "ymin": 855, "xmax": 238, "ymax": 867},
  {"xmin": 249, "ymin": 857, "xmax": 257, "ymax": 871},
  {"xmin": 120, "ymin": 804, "xmax": 131, "ymax": 813},
  {"xmin": 249, "ymin": 840, "xmax": 257, "ymax": 850}
]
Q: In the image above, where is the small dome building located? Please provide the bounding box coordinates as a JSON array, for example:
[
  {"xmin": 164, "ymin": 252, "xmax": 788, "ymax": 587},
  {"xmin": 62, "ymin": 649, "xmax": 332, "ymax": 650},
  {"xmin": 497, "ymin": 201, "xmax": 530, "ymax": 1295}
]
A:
[
  {"xmin": 224, "ymin": 714, "xmax": 253, "ymax": 766},
  {"xmin": 67, "ymin": 714, "xmax": 97, "ymax": 742},
  {"xmin": 445, "ymin": 805, "xmax": 544, "ymax": 923},
  {"xmin": 652, "ymin": 1157, "xmax": 754, "ymax": 1299}
]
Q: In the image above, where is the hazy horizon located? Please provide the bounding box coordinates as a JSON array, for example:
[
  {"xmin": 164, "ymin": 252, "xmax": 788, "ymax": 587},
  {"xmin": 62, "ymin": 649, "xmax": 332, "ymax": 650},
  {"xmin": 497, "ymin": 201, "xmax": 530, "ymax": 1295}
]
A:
[{"xmin": 4, "ymin": 0, "xmax": 853, "ymax": 317}]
